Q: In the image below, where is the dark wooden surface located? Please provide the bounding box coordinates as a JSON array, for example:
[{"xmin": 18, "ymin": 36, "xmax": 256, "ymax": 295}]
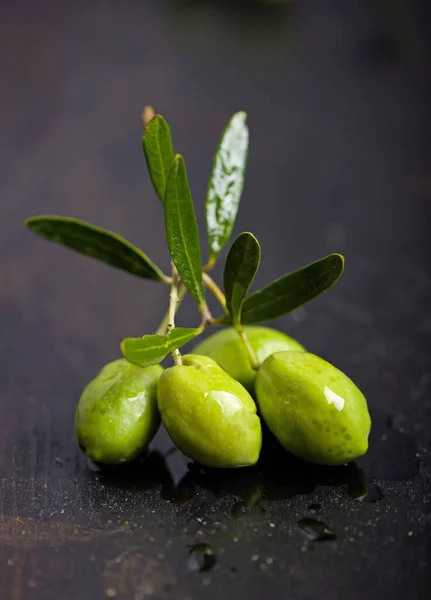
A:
[{"xmin": 1, "ymin": 1, "xmax": 431, "ymax": 598}]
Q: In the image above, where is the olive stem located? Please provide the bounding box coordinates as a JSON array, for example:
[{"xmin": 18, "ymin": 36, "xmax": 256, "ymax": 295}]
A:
[
  {"xmin": 203, "ymin": 273, "xmax": 227, "ymax": 312},
  {"xmin": 155, "ymin": 283, "xmax": 187, "ymax": 335},
  {"xmin": 168, "ymin": 265, "xmax": 182, "ymax": 366},
  {"xmin": 202, "ymin": 256, "xmax": 216, "ymax": 272},
  {"xmin": 236, "ymin": 324, "xmax": 260, "ymax": 371},
  {"xmin": 155, "ymin": 270, "xmax": 226, "ymax": 337}
]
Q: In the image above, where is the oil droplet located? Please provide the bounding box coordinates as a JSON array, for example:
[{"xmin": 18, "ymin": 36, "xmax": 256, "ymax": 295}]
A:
[
  {"xmin": 187, "ymin": 544, "xmax": 216, "ymax": 573},
  {"xmin": 297, "ymin": 519, "xmax": 337, "ymax": 541}
]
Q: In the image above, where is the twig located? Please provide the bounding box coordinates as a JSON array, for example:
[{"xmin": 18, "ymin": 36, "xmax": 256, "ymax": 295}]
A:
[
  {"xmin": 235, "ymin": 325, "xmax": 259, "ymax": 371},
  {"xmin": 168, "ymin": 266, "xmax": 182, "ymax": 366},
  {"xmin": 203, "ymin": 256, "xmax": 216, "ymax": 272},
  {"xmin": 155, "ymin": 283, "xmax": 187, "ymax": 335},
  {"xmin": 203, "ymin": 273, "xmax": 227, "ymax": 312}
]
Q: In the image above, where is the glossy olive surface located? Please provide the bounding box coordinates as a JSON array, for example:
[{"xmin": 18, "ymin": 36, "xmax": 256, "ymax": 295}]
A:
[
  {"xmin": 158, "ymin": 354, "xmax": 262, "ymax": 468},
  {"xmin": 75, "ymin": 359, "xmax": 163, "ymax": 464},
  {"xmin": 255, "ymin": 351, "xmax": 371, "ymax": 466},
  {"xmin": 193, "ymin": 326, "xmax": 305, "ymax": 393}
]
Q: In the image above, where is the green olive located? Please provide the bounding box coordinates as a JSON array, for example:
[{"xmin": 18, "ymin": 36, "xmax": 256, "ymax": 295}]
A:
[
  {"xmin": 75, "ymin": 359, "xmax": 163, "ymax": 464},
  {"xmin": 157, "ymin": 354, "xmax": 262, "ymax": 468},
  {"xmin": 255, "ymin": 351, "xmax": 371, "ymax": 466},
  {"xmin": 193, "ymin": 326, "xmax": 305, "ymax": 393}
]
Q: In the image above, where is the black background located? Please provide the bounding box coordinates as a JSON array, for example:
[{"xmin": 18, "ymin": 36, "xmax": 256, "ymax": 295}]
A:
[{"xmin": 1, "ymin": 1, "xmax": 430, "ymax": 598}]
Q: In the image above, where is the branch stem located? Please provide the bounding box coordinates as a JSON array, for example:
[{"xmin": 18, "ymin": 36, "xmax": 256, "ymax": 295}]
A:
[
  {"xmin": 203, "ymin": 273, "xmax": 227, "ymax": 312},
  {"xmin": 235, "ymin": 324, "xmax": 259, "ymax": 371},
  {"xmin": 168, "ymin": 266, "xmax": 182, "ymax": 366},
  {"xmin": 155, "ymin": 283, "xmax": 187, "ymax": 335},
  {"xmin": 203, "ymin": 256, "xmax": 216, "ymax": 272}
]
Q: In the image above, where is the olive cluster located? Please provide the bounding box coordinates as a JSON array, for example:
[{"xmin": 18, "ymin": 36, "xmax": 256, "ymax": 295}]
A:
[
  {"xmin": 76, "ymin": 326, "xmax": 371, "ymax": 468},
  {"xmin": 25, "ymin": 107, "xmax": 371, "ymax": 472}
]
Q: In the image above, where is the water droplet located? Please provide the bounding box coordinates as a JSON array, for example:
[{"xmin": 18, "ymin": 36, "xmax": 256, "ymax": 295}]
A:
[
  {"xmin": 297, "ymin": 519, "xmax": 337, "ymax": 542},
  {"xmin": 230, "ymin": 502, "xmax": 248, "ymax": 519},
  {"xmin": 187, "ymin": 544, "xmax": 216, "ymax": 573},
  {"xmin": 355, "ymin": 480, "xmax": 383, "ymax": 503},
  {"xmin": 346, "ymin": 465, "xmax": 384, "ymax": 502}
]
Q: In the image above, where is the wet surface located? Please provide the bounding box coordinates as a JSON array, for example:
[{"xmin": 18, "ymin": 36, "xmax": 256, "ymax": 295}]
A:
[
  {"xmin": 187, "ymin": 543, "xmax": 217, "ymax": 572},
  {"xmin": 1, "ymin": 0, "xmax": 431, "ymax": 599},
  {"xmin": 297, "ymin": 519, "xmax": 337, "ymax": 542},
  {"xmin": 357, "ymin": 411, "xmax": 419, "ymax": 481}
]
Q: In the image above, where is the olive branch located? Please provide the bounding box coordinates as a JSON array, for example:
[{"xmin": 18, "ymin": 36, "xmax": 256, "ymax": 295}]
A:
[{"xmin": 25, "ymin": 106, "xmax": 344, "ymax": 369}]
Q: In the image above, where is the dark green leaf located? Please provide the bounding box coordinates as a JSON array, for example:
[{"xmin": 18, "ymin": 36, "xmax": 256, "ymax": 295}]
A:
[
  {"xmin": 206, "ymin": 111, "xmax": 249, "ymax": 264},
  {"xmin": 224, "ymin": 232, "xmax": 261, "ymax": 325},
  {"xmin": 25, "ymin": 216, "xmax": 168, "ymax": 282},
  {"xmin": 164, "ymin": 155, "xmax": 205, "ymax": 306},
  {"xmin": 121, "ymin": 328, "xmax": 200, "ymax": 367},
  {"xmin": 143, "ymin": 115, "xmax": 174, "ymax": 203},
  {"xmin": 218, "ymin": 254, "xmax": 344, "ymax": 325}
]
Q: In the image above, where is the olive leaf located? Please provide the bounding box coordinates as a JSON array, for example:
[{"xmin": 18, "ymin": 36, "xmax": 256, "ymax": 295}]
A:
[
  {"xmin": 143, "ymin": 114, "xmax": 174, "ymax": 204},
  {"xmin": 218, "ymin": 253, "xmax": 344, "ymax": 325},
  {"xmin": 121, "ymin": 327, "xmax": 200, "ymax": 367},
  {"xmin": 164, "ymin": 155, "xmax": 205, "ymax": 306},
  {"xmin": 25, "ymin": 216, "xmax": 168, "ymax": 282},
  {"xmin": 206, "ymin": 111, "xmax": 249, "ymax": 265},
  {"xmin": 223, "ymin": 232, "xmax": 261, "ymax": 325}
]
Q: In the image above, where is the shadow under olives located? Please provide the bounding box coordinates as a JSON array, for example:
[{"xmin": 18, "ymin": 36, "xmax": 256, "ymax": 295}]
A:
[
  {"xmin": 158, "ymin": 431, "xmax": 383, "ymax": 509},
  {"xmin": 158, "ymin": 410, "xmax": 417, "ymax": 506},
  {"xmin": 82, "ymin": 409, "xmax": 417, "ymax": 509},
  {"xmin": 89, "ymin": 451, "xmax": 174, "ymax": 494}
]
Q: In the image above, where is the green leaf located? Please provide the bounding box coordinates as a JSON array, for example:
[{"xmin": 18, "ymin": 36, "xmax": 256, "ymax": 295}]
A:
[
  {"xmin": 143, "ymin": 115, "xmax": 174, "ymax": 203},
  {"xmin": 164, "ymin": 155, "xmax": 205, "ymax": 306},
  {"xmin": 121, "ymin": 328, "xmax": 200, "ymax": 367},
  {"xmin": 218, "ymin": 254, "xmax": 344, "ymax": 325},
  {"xmin": 25, "ymin": 216, "xmax": 168, "ymax": 282},
  {"xmin": 206, "ymin": 111, "xmax": 249, "ymax": 264},
  {"xmin": 223, "ymin": 232, "xmax": 261, "ymax": 325}
]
